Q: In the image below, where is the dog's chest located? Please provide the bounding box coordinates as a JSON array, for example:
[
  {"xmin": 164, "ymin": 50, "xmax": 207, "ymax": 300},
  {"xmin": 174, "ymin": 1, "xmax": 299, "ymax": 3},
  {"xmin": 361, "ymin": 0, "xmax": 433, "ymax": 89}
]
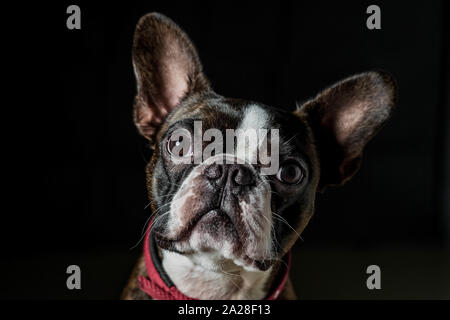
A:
[{"xmin": 161, "ymin": 250, "xmax": 271, "ymax": 300}]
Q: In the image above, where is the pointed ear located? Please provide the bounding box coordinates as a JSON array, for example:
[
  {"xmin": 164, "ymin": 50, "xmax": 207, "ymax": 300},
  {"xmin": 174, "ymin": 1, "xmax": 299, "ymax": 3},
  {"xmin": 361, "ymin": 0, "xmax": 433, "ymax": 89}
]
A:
[
  {"xmin": 296, "ymin": 71, "xmax": 397, "ymax": 189},
  {"xmin": 132, "ymin": 13, "xmax": 210, "ymax": 142}
]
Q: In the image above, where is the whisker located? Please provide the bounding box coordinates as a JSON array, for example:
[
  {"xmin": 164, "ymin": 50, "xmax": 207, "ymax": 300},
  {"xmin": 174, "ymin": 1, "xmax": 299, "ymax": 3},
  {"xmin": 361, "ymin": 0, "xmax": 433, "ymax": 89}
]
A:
[
  {"xmin": 272, "ymin": 212, "xmax": 304, "ymax": 242},
  {"xmin": 149, "ymin": 211, "xmax": 171, "ymax": 235},
  {"xmin": 260, "ymin": 214, "xmax": 280, "ymax": 257},
  {"xmin": 129, "ymin": 203, "xmax": 172, "ymax": 250},
  {"xmin": 269, "ymin": 256, "xmax": 289, "ymax": 269},
  {"xmin": 282, "ymin": 133, "xmax": 299, "ymax": 146},
  {"xmin": 217, "ymin": 267, "xmax": 249, "ymax": 299}
]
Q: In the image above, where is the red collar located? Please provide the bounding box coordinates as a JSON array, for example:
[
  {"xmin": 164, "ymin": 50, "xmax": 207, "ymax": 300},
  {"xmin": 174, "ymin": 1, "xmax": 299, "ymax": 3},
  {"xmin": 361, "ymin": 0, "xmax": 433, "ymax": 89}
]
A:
[{"xmin": 138, "ymin": 221, "xmax": 291, "ymax": 300}]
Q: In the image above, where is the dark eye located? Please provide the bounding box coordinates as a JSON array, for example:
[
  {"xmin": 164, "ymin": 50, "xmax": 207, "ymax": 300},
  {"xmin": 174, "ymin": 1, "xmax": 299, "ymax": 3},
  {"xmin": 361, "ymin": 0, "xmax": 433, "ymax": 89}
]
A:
[
  {"xmin": 166, "ymin": 129, "xmax": 193, "ymax": 158},
  {"xmin": 276, "ymin": 163, "xmax": 304, "ymax": 185}
]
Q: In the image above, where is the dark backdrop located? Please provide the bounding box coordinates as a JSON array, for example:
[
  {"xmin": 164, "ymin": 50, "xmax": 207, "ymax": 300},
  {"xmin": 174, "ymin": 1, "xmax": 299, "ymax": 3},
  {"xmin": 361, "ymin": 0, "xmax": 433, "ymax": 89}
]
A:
[{"xmin": 2, "ymin": 1, "xmax": 449, "ymax": 299}]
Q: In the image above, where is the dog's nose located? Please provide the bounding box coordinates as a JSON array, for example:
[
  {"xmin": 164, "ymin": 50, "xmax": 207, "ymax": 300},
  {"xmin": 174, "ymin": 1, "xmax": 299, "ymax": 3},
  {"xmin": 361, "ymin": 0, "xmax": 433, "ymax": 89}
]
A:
[
  {"xmin": 204, "ymin": 164, "xmax": 255, "ymax": 186},
  {"xmin": 204, "ymin": 163, "xmax": 224, "ymax": 180},
  {"xmin": 230, "ymin": 165, "xmax": 255, "ymax": 186}
]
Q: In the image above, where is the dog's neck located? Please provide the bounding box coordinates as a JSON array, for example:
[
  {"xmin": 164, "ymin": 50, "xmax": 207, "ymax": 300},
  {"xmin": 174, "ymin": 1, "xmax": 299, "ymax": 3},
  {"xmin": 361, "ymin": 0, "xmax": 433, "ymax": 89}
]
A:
[{"xmin": 160, "ymin": 249, "xmax": 273, "ymax": 300}]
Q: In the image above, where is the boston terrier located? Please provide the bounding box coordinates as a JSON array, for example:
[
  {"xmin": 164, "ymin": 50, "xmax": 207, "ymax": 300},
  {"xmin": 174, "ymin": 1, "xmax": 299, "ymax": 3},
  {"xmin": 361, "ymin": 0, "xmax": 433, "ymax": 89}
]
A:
[{"xmin": 121, "ymin": 13, "xmax": 396, "ymax": 300}]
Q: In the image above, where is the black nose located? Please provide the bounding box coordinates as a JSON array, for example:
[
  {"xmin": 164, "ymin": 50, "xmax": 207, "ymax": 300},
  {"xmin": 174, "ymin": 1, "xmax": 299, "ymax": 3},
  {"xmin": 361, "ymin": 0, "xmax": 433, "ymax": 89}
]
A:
[
  {"xmin": 204, "ymin": 164, "xmax": 255, "ymax": 186},
  {"xmin": 231, "ymin": 165, "xmax": 255, "ymax": 186},
  {"xmin": 204, "ymin": 163, "xmax": 224, "ymax": 180}
]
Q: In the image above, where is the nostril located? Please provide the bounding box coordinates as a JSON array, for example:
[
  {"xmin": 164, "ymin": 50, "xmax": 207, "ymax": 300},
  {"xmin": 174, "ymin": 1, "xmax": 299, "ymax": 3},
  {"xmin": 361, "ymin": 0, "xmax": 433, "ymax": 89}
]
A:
[
  {"xmin": 204, "ymin": 164, "xmax": 223, "ymax": 180},
  {"xmin": 234, "ymin": 166, "xmax": 255, "ymax": 186}
]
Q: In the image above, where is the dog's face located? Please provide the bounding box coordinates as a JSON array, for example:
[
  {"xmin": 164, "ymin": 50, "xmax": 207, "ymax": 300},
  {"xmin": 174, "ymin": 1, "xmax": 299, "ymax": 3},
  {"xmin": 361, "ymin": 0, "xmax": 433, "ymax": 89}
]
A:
[
  {"xmin": 132, "ymin": 13, "xmax": 396, "ymax": 272},
  {"xmin": 149, "ymin": 96, "xmax": 320, "ymax": 271}
]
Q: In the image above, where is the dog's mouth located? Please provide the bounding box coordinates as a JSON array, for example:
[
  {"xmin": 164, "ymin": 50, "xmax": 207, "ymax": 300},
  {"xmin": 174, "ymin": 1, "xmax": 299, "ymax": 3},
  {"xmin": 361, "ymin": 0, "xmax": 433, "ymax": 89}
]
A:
[
  {"xmin": 154, "ymin": 208, "xmax": 236, "ymax": 244},
  {"xmin": 153, "ymin": 209, "xmax": 275, "ymax": 271}
]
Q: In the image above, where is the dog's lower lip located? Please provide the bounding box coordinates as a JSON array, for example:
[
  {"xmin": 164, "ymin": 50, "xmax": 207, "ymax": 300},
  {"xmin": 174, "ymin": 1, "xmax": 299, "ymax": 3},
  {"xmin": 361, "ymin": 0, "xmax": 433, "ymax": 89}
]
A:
[
  {"xmin": 200, "ymin": 209, "xmax": 224, "ymax": 220},
  {"xmin": 155, "ymin": 209, "xmax": 232, "ymax": 243}
]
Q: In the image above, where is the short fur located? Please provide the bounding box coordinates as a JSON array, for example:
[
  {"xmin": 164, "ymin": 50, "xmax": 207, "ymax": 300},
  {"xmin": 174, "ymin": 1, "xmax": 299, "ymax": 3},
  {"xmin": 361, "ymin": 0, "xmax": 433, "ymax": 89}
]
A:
[{"xmin": 121, "ymin": 13, "xmax": 397, "ymax": 300}]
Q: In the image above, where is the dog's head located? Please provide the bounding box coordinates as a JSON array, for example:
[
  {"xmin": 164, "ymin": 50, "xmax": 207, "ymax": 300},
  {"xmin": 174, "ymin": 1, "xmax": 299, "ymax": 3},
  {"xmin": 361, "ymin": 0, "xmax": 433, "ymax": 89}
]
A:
[{"xmin": 132, "ymin": 13, "xmax": 396, "ymax": 272}]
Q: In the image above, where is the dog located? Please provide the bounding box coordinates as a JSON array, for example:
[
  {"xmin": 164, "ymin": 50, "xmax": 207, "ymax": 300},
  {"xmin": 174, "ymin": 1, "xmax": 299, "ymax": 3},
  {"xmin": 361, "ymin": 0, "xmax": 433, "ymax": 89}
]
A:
[{"xmin": 121, "ymin": 13, "xmax": 396, "ymax": 300}]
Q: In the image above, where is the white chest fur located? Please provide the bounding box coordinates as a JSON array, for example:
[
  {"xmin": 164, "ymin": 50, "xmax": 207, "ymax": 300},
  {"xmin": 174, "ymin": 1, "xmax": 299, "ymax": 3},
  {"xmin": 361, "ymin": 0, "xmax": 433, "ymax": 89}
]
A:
[{"xmin": 161, "ymin": 250, "xmax": 272, "ymax": 300}]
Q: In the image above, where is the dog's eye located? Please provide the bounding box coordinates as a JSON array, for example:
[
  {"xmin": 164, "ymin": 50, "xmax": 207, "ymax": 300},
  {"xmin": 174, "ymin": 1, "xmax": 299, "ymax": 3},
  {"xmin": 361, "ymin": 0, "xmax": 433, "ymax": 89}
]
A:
[
  {"xmin": 167, "ymin": 129, "xmax": 193, "ymax": 158},
  {"xmin": 276, "ymin": 163, "xmax": 304, "ymax": 185}
]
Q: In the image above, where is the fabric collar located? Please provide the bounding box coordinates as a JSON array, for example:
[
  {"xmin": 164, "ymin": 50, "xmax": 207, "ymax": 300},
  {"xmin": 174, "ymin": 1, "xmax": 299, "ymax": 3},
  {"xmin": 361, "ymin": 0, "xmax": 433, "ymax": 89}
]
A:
[{"xmin": 138, "ymin": 220, "xmax": 291, "ymax": 300}]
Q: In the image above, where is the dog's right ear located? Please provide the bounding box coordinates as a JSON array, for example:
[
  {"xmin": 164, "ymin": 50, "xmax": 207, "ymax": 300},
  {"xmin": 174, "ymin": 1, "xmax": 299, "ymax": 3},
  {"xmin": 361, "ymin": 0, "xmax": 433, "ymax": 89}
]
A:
[
  {"xmin": 296, "ymin": 71, "xmax": 397, "ymax": 190},
  {"xmin": 132, "ymin": 13, "xmax": 209, "ymax": 143}
]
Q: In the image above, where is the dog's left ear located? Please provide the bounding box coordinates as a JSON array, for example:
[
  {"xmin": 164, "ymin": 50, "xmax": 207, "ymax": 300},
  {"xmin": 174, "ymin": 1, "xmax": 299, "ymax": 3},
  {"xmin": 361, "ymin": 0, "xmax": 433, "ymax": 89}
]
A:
[
  {"xmin": 296, "ymin": 71, "xmax": 397, "ymax": 189},
  {"xmin": 132, "ymin": 13, "xmax": 210, "ymax": 144}
]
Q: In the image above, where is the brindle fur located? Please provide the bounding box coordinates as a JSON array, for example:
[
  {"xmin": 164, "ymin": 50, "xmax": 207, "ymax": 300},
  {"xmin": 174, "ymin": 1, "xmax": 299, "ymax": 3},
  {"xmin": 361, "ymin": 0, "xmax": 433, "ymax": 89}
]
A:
[{"xmin": 121, "ymin": 13, "xmax": 396, "ymax": 300}]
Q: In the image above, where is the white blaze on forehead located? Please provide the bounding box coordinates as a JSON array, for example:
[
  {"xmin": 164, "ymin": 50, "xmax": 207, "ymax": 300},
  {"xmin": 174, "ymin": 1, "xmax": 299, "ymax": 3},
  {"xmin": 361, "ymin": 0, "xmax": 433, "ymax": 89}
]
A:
[
  {"xmin": 236, "ymin": 104, "xmax": 270, "ymax": 163},
  {"xmin": 240, "ymin": 104, "xmax": 270, "ymax": 130}
]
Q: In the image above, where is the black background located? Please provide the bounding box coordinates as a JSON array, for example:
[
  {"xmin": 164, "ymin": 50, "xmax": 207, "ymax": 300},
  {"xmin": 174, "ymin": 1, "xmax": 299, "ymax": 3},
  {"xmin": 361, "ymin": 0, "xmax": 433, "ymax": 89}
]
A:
[{"xmin": 2, "ymin": 1, "xmax": 449, "ymax": 299}]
